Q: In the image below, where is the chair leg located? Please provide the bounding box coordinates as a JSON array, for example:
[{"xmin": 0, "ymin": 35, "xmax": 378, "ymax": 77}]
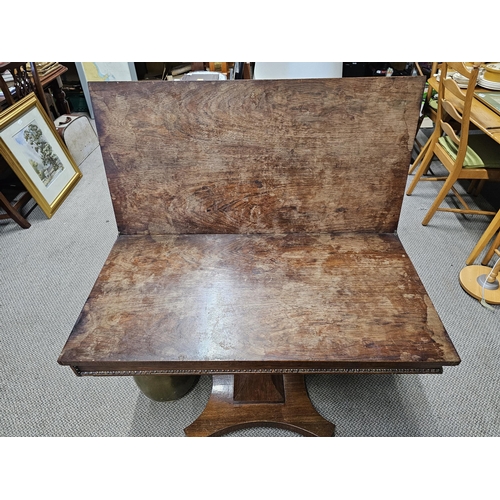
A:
[
  {"xmin": 467, "ymin": 180, "xmax": 478, "ymax": 194},
  {"xmin": 0, "ymin": 191, "xmax": 31, "ymax": 229},
  {"xmin": 472, "ymin": 179, "xmax": 486, "ymax": 197},
  {"xmin": 466, "ymin": 214, "xmax": 500, "ymax": 264},
  {"xmin": 466, "ymin": 210, "xmax": 500, "ymax": 265},
  {"xmin": 421, "ymin": 173, "xmax": 460, "ymax": 226},
  {"xmin": 408, "ymin": 137, "xmax": 430, "ymax": 175},
  {"xmin": 406, "ymin": 138, "xmax": 436, "ymax": 196},
  {"xmin": 466, "ymin": 179, "xmax": 486, "ymax": 196},
  {"xmin": 476, "ymin": 211, "xmax": 500, "ymax": 266}
]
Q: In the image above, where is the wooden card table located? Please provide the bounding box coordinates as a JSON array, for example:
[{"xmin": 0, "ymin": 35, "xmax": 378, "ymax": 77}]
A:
[{"xmin": 58, "ymin": 77, "xmax": 460, "ymax": 436}]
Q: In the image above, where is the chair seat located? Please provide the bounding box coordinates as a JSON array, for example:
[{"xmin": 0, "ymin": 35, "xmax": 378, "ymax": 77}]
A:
[
  {"xmin": 439, "ymin": 134, "xmax": 500, "ymax": 169},
  {"xmin": 468, "ymin": 134, "xmax": 500, "ymax": 168}
]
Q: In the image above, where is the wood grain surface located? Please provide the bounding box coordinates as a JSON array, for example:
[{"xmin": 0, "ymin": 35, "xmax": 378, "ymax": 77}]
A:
[
  {"xmin": 89, "ymin": 78, "xmax": 424, "ymax": 235},
  {"xmin": 58, "ymin": 77, "xmax": 460, "ymax": 435},
  {"xmin": 58, "ymin": 233, "xmax": 460, "ymax": 374},
  {"xmin": 184, "ymin": 374, "xmax": 336, "ymax": 437}
]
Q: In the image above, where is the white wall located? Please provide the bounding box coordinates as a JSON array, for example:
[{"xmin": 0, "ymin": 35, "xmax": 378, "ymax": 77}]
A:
[{"xmin": 254, "ymin": 62, "xmax": 343, "ymax": 79}]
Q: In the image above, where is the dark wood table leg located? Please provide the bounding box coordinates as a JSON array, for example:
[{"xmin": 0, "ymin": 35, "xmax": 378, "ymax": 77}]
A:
[
  {"xmin": 0, "ymin": 191, "xmax": 31, "ymax": 229},
  {"xmin": 184, "ymin": 373, "xmax": 335, "ymax": 437}
]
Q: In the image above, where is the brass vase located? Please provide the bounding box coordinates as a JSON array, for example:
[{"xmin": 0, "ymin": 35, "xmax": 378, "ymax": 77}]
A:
[{"xmin": 133, "ymin": 375, "xmax": 200, "ymax": 402}]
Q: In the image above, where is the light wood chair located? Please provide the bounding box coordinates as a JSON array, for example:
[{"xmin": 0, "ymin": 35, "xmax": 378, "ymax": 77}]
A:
[
  {"xmin": 409, "ymin": 63, "xmax": 440, "ymax": 175},
  {"xmin": 406, "ymin": 62, "xmax": 500, "ymax": 226},
  {"xmin": 414, "ymin": 63, "xmax": 440, "ymax": 129},
  {"xmin": 466, "ymin": 209, "xmax": 500, "ymax": 265}
]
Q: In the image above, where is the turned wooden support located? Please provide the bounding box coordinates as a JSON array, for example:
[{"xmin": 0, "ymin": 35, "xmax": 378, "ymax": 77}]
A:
[{"xmin": 485, "ymin": 249, "xmax": 500, "ymax": 283}]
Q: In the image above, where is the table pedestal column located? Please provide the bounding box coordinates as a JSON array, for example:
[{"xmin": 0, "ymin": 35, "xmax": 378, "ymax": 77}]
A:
[{"xmin": 184, "ymin": 373, "xmax": 335, "ymax": 437}]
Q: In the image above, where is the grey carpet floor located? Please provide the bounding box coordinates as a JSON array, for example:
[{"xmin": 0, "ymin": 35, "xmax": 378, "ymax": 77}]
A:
[{"xmin": 1, "ymin": 141, "xmax": 499, "ymax": 437}]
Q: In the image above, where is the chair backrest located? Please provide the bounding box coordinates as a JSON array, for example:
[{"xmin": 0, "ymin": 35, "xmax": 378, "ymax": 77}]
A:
[
  {"xmin": 89, "ymin": 77, "xmax": 424, "ymax": 236},
  {"xmin": 435, "ymin": 62, "xmax": 481, "ymax": 166},
  {"xmin": 414, "ymin": 62, "xmax": 440, "ymax": 135},
  {"xmin": 0, "ymin": 62, "xmax": 50, "ymax": 116},
  {"xmin": 423, "ymin": 63, "xmax": 440, "ymax": 113}
]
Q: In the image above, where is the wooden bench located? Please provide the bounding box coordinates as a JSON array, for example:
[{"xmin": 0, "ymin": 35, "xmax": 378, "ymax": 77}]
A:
[{"xmin": 58, "ymin": 77, "xmax": 460, "ymax": 436}]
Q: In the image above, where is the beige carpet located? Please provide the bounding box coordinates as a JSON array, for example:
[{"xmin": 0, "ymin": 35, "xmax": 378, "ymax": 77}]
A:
[{"xmin": 1, "ymin": 142, "xmax": 499, "ymax": 437}]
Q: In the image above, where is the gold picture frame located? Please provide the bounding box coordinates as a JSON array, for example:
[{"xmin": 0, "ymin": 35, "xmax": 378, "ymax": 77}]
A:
[{"xmin": 0, "ymin": 93, "xmax": 82, "ymax": 218}]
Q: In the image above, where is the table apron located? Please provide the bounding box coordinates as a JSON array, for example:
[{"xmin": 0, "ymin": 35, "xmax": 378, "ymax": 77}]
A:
[{"xmin": 68, "ymin": 365, "xmax": 445, "ymax": 376}]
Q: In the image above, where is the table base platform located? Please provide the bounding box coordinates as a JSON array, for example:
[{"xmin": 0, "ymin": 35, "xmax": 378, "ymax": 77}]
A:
[{"xmin": 184, "ymin": 374, "xmax": 335, "ymax": 437}]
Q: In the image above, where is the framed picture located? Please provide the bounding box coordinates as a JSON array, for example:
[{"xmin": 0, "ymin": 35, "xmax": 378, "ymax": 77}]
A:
[
  {"xmin": 75, "ymin": 62, "xmax": 138, "ymax": 118},
  {"xmin": 0, "ymin": 93, "xmax": 82, "ymax": 218}
]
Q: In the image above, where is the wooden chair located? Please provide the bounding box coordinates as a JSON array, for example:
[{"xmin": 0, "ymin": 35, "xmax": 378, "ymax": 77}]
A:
[
  {"xmin": 0, "ymin": 155, "xmax": 31, "ymax": 229},
  {"xmin": 414, "ymin": 63, "xmax": 440, "ymax": 131},
  {"xmin": 406, "ymin": 62, "xmax": 500, "ymax": 226},
  {"xmin": 0, "ymin": 63, "xmax": 86, "ymax": 227},
  {"xmin": 466, "ymin": 209, "xmax": 500, "ymax": 265},
  {"xmin": 409, "ymin": 63, "xmax": 440, "ymax": 175},
  {"xmin": 0, "ymin": 63, "xmax": 43, "ymax": 228},
  {"xmin": 0, "ymin": 64, "xmax": 45, "ymax": 228},
  {"xmin": 0, "ymin": 62, "xmax": 50, "ymax": 116}
]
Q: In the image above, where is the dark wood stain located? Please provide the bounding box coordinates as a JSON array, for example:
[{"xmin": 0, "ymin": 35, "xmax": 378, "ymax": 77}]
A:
[
  {"xmin": 88, "ymin": 78, "xmax": 422, "ymax": 235},
  {"xmin": 59, "ymin": 232, "xmax": 459, "ymax": 372},
  {"xmin": 184, "ymin": 374, "xmax": 336, "ymax": 437},
  {"xmin": 58, "ymin": 77, "xmax": 460, "ymax": 434}
]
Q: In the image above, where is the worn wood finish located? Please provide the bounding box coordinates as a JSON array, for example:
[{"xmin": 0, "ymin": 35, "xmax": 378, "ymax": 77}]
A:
[
  {"xmin": 58, "ymin": 233, "xmax": 460, "ymax": 374},
  {"xmin": 233, "ymin": 374, "xmax": 285, "ymax": 403},
  {"xmin": 89, "ymin": 78, "xmax": 424, "ymax": 235},
  {"xmin": 184, "ymin": 374, "xmax": 336, "ymax": 437},
  {"xmin": 58, "ymin": 77, "xmax": 460, "ymax": 436}
]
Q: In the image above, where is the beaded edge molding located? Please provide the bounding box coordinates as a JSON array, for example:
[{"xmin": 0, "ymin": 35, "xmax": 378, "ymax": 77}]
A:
[{"xmin": 72, "ymin": 366, "xmax": 443, "ymax": 376}]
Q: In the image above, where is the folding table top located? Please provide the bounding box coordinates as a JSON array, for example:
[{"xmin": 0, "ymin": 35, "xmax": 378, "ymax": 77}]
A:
[
  {"xmin": 58, "ymin": 77, "xmax": 460, "ymax": 375},
  {"xmin": 58, "ymin": 232, "xmax": 460, "ymax": 375},
  {"xmin": 86, "ymin": 77, "xmax": 424, "ymax": 236}
]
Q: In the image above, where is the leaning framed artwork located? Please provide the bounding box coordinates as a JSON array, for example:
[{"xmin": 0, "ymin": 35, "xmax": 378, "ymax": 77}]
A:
[{"xmin": 0, "ymin": 93, "xmax": 82, "ymax": 218}]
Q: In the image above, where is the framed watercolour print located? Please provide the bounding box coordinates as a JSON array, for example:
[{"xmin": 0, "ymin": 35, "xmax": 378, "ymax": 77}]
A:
[{"xmin": 0, "ymin": 93, "xmax": 82, "ymax": 218}]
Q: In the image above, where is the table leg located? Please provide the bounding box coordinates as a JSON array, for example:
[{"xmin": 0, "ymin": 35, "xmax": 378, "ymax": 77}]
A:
[{"xmin": 184, "ymin": 373, "xmax": 335, "ymax": 437}]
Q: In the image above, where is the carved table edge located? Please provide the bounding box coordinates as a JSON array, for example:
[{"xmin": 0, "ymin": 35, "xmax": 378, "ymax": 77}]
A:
[{"xmin": 70, "ymin": 366, "xmax": 444, "ymax": 376}]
